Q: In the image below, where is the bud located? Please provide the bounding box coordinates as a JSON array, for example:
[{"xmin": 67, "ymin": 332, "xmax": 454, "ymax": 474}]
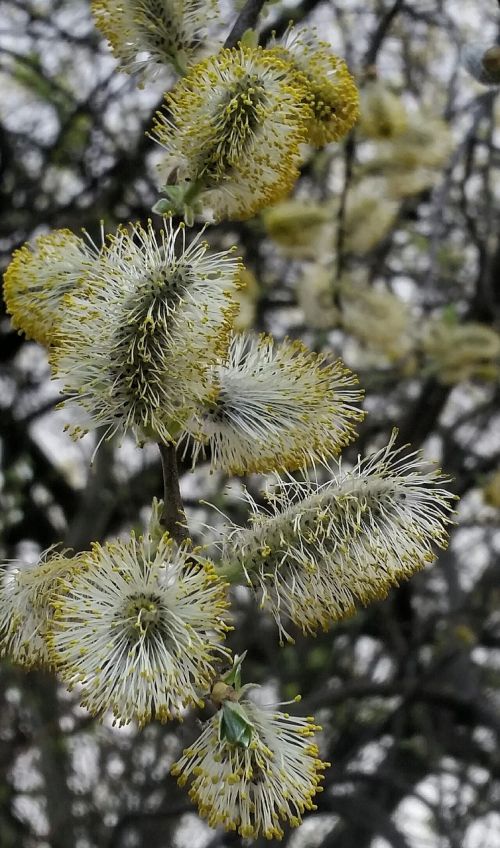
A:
[
  {"xmin": 462, "ymin": 43, "xmax": 500, "ymax": 86},
  {"xmin": 340, "ymin": 279, "xmax": 415, "ymax": 363},
  {"xmin": 298, "ymin": 263, "xmax": 341, "ymax": 330},
  {"xmin": 50, "ymin": 220, "xmax": 240, "ymax": 445},
  {"xmin": 343, "ymin": 181, "xmax": 398, "ymax": 255},
  {"xmin": 181, "ymin": 332, "xmax": 364, "ymax": 474},
  {"xmin": 0, "ymin": 550, "xmax": 73, "ymax": 668}
]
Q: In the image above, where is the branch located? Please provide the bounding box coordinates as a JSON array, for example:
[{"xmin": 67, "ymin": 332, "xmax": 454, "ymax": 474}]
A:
[
  {"xmin": 224, "ymin": 0, "xmax": 267, "ymax": 49},
  {"xmin": 335, "ymin": 131, "xmax": 356, "ymax": 283},
  {"xmin": 158, "ymin": 443, "xmax": 189, "ymax": 543}
]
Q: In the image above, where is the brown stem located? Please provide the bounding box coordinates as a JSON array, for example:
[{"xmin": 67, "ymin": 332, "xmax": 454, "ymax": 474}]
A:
[
  {"xmin": 158, "ymin": 443, "xmax": 189, "ymax": 543},
  {"xmin": 335, "ymin": 130, "xmax": 356, "ymax": 286},
  {"xmin": 224, "ymin": 0, "xmax": 267, "ymax": 49}
]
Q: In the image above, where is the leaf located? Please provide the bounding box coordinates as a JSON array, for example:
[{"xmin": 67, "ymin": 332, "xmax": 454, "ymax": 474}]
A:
[{"xmin": 219, "ymin": 701, "xmax": 254, "ymax": 748}]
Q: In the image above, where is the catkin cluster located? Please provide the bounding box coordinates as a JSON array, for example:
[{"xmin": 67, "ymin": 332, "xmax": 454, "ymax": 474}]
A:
[{"xmin": 1, "ymin": 1, "xmax": 457, "ymax": 841}]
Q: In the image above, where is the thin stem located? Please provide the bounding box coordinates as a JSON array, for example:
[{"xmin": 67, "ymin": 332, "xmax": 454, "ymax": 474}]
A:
[
  {"xmin": 224, "ymin": 0, "xmax": 267, "ymax": 49},
  {"xmin": 158, "ymin": 443, "xmax": 189, "ymax": 544}
]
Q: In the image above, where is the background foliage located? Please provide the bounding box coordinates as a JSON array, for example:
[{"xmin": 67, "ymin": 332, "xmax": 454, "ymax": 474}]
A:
[{"xmin": 1, "ymin": 1, "xmax": 500, "ymax": 846}]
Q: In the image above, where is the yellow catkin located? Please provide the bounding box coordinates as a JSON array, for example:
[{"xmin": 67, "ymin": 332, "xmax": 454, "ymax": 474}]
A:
[
  {"xmin": 3, "ymin": 229, "xmax": 95, "ymax": 346},
  {"xmin": 151, "ymin": 46, "xmax": 313, "ymax": 221},
  {"xmin": 272, "ymin": 26, "xmax": 359, "ymax": 146}
]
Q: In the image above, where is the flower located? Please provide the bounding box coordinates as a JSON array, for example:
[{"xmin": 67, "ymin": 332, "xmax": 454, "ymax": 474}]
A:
[
  {"xmin": 217, "ymin": 433, "xmax": 455, "ymax": 641},
  {"xmin": 483, "ymin": 470, "xmax": 500, "ymax": 509},
  {"xmin": 150, "ymin": 46, "xmax": 312, "ymax": 222},
  {"xmin": 92, "ymin": 0, "xmax": 218, "ymax": 80},
  {"xmin": 385, "ymin": 169, "xmax": 437, "ymax": 199},
  {"xmin": 273, "ymin": 27, "xmax": 359, "ymax": 146},
  {"xmin": 361, "ymin": 115, "xmax": 453, "ymax": 175},
  {"xmin": 3, "ymin": 229, "xmax": 98, "ymax": 347},
  {"xmin": 172, "ymin": 691, "xmax": 327, "ymax": 838},
  {"xmin": 422, "ymin": 319, "xmax": 500, "ymax": 384},
  {"xmin": 340, "ymin": 280, "xmax": 414, "ymax": 363},
  {"xmin": 50, "ymin": 220, "xmax": 240, "ymax": 444},
  {"xmin": 356, "ymin": 112, "xmax": 453, "ymax": 202},
  {"xmin": 262, "ymin": 199, "xmax": 334, "ymax": 259},
  {"xmin": 49, "ymin": 518, "xmax": 231, "ymax": 726},
  {"xmin": 358, "ymin": 79, "xmax": 408, "ymax": 139},
  {"xmin": 298, "ymin": 266, "xmax": 414, "ymax": 363},
  {"xmin": 343, "ymin": 181, "xmax": 398, "ymax": 254},
  {"xmin": 181, "ymin": 332, "xmax": 364, "ymax": 474},
  {"xmin": 297, "ymin": 264, "xmax": 341, "ymax": 330},
  {"xmin": 0, "ymin": 550, "xmax": 73, "ymax": 668},
  {"xmin": 232, "ymin": 268, "xmax": 260, "ymax": 332}
]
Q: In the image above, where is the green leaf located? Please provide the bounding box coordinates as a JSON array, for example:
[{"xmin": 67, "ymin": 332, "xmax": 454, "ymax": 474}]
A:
[
  {"xmin": 152, "ymin": 198, "xmax": 175, "ymax": 216},
  {"xmin": 222, "ymin": 651, "xmax": 247, "ymax": 689},
  {"xmin": 219, "ymin": 701, "xmax": 254, "ymax": 748},
  {"xmin": 240, "ymin": 28, "xmax": 259, "ymax": 48}
]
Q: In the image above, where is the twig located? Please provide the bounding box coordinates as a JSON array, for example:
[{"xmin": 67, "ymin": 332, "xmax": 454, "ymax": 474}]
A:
[
  {"xmin": 335, "ymin": 130, "xmax": 356, "ymax": 284},
  {"xmin": 224, "ymin": 0, "xmax": 267, "ymax": 49},
  {"xmin": 158, "ymin": 442, "xmax": 189, "ymax": 543}
]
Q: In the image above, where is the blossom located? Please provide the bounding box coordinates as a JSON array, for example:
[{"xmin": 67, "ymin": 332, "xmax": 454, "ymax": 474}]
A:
[
  {"xmin": 232, "ymin": 268, "xmax": 260, "ymax": 332},
  {"xmin": 0, "ymin": 550, "xmax": 73, "ymax": 668},
  {"xmin": 150, "ymin": 46, "xmax": 312, "ymax": 222},
  {"xmin": 262, "ymin": 199, "xmax": 334, "ymax": 259},
  {"xmin": 297, "ymin": 264, "xmax": 341, "ymax": 330},
  {"xmin": 483, "ymin": 470, "xmax": 500, "ymax": 509},
  {"xmin": 91, "ymin": 0, "xmax": 218, "ymax": 80},
  {"xmin": 217, "ymin": 434, "xmax": 455, "ymax": 641},
  {"xmin": 181, "ymin": 332, "xmax": 364, "ymax": 474},
  {"xmin": 273, "ymin": 27, "xmax": 359, "ymax": 146},
  {"xmin": 385, "ymin": 169, "xmax": 438, "ymax": 199},
  {"xmin": 298, "ymin": 266, "xmax": 414, "ymax": 363},
  {"xmin": 172, "ymin": 692, "xmax": 327, "ymax": 838},
  {"xmin": 340, "ymin": 280, "xmax": 414, "ymax": 363},
  {"xmin": 3, "ymin": 229, "xmax": 98, "ymax": 347},
  {"xmin": 50, "ymin": 220, "xmax": 240, "ymax": 444},
  {"xmin": 422, "ymin": 319, "xmax": 500, "ymax": 384},
  {"xmin": 356, "ymin": 112, "xmax": 452, "ymax": 202},
  {"xmin": 343, "ymin": 181, "xmax": 398, "ymax": 255},
  {"xmin": 49, "ymin": 520, "xmax": 231, "ymax": 726},
  {"xmin": 362, "ymin": 115, "xmax": 453, "ymax": 175},
  {"xmin": 359, "ymin": 79, "xmax": 408, "ymax": 139}
]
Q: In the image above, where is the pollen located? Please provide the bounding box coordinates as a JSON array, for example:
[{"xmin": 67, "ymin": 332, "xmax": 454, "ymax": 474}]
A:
[
  {"xmin": 92, "ymin": 0, "xmax": 219, "ymax": 81},
  {"xmin": 150, "ymin": 46, "xmax": 313, "ymax": 221}
]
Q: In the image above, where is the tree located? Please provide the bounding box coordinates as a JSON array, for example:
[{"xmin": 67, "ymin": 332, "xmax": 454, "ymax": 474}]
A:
[{"xmin": 1, "ymin": 1, "xmax": 499, "ymax": 847}]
